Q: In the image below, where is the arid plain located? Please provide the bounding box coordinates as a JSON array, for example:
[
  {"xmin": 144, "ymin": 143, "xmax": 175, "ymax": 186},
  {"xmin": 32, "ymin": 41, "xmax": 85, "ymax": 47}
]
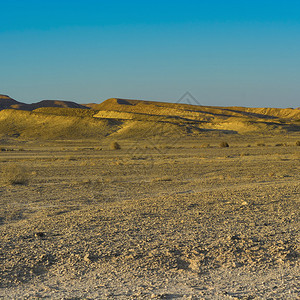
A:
[{"xmin": 0, "ymin": 96, "xmax": 299, "ymax": 299}]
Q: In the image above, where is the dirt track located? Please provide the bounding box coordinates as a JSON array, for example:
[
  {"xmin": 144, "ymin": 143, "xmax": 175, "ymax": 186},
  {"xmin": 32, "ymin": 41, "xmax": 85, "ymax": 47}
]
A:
[{"xmin": 0, "ymin": 136, "xmax": 299, "ymax": 299}]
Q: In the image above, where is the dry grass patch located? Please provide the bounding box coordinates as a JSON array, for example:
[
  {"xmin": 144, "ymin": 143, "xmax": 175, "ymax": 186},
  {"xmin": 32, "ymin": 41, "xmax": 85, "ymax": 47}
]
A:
[
  {"xmin": 3, "ymin": 208, "xmax": 24, "ymax": 222},
  {"xmin": 151, "ymin": 176, "xmax": 173, "ymax": 182},
  {"xmin": 1, "ymin": 164, "xmax": 29, "ymax": 185},
  {"xmin": 64, "ymin": 155, "xmax": 78, "ymax": 161}
]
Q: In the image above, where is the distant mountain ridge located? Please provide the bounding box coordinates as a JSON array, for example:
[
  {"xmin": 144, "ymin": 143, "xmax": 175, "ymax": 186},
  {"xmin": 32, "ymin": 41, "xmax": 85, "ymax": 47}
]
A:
[
  {"xmin": 0, "ymin": 94, "xmax": 88, "ymax": 110},
  {"xmin": 0, "ymin": 94, "xmax": 22, "ymax": 109},
  {"xmin": 1, "ymin": 94, "xmax": 299, "ymax": 112}
]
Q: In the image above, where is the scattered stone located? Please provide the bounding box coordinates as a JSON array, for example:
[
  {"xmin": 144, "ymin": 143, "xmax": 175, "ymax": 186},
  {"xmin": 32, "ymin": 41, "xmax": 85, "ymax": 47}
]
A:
[{"xmin": 83, "ymin": 253, "xmax": 91, "ymax": 262}]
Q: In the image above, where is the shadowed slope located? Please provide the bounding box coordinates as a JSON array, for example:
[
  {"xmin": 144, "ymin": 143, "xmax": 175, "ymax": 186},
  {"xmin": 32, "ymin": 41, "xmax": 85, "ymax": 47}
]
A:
[{"xmin": 0, "ymin": 95, "xmax": 22, "ymax": 109}]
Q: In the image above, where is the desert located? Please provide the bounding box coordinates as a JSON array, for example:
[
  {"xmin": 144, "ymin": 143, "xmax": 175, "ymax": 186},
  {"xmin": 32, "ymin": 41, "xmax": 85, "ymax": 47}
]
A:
[{"xmin": 0, "ymin": 96, "xmax": 299, "ymax": 299}]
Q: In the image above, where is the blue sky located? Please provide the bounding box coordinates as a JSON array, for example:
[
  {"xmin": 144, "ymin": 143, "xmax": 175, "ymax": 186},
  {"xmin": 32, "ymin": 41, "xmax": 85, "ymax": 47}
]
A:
[{"xmin": 1, "ymin": 0, "xmax": 299, "ymax": 107}]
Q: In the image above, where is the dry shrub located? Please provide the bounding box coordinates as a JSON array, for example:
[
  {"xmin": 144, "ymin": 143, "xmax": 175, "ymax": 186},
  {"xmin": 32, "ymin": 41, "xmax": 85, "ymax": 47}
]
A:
[
  {"xmin": 110, "ymin": 141, "xmax": 121, "ymax": 150},
  {"xmin": 4, "ymin": 209, "xmax": 24, "ymax": 222},
  {"xmin": 296, "ymin": 141, "xmax": 300, "ymax": 146},
  {"xmin": 159, "ymin": 145, "xmax": 173, "ymax": 149},
  {"xmin": 220, "ymin": 142, "xmax": 229, "ymax": 148},
  {"xmin": 1, "ymin": 164, "xmax": 29, "ymax": 185},
  {"xmin": 200, "ymin": 143, "xmax": 210, "ymax": 148},
  {"xmin": 240, "ymin": 152, "xmax": 250, "ymax": 157},
  {"xmin": 65, "ymin": 155, "xmax": 77, "ymax": 161},
  {"xmin": 292, "ymin": 152, "xmax": 300, "ymax": 160},
  {"xmin": 151, "ymin": 176, "xmax": 172, "ymax": 182},
  {"xmin": 257, "ymin": 143, "xmax": 266, "ymax": 147}
]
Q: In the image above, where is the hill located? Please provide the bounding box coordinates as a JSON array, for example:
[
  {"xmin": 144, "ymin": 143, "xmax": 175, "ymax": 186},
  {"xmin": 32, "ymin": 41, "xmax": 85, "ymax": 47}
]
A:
[
  {"xmin": 0, "ymin": 95, "xmax": 89, "ymax": 111},
  {"xmin": 92, "ymin": 98, "xmax": 300, "ymax": 136},
  {"xmin": 0, "ymin": 109, "xmax": 120, "ymax": 139},
  {"xmin": 0, "ymin": 96, "xmax": 299, "ymax": 140},
  {"xmin": 94, "ymin": 98, "xmax": 300, "ymax": 120},
  {"xmin": 10, "ymin": 100, "xmax": 88, "ymax": 110},
  {"xmin": 0, "ymin": 94, "xmax": 22, "ymax": 109}
]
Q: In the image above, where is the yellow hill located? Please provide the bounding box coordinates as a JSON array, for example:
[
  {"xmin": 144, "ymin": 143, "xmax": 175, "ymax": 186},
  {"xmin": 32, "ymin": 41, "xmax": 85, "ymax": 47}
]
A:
[
  {"xmin": 95, "ymin": 98, "xmax": 300, "ymax": 120},
  {"xmin": 0, "ymin": 109, "xmax": 121, "ymax": 139},
  {"xmin": 0, "ymin": 98, "xmax": 299, "ymax": 140}
]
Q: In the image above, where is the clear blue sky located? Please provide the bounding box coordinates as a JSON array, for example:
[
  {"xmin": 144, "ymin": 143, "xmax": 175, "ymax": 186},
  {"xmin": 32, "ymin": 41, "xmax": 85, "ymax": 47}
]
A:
[{"xmin": 1, "ymin": 0, "xmax": 299, "ymax": 107}]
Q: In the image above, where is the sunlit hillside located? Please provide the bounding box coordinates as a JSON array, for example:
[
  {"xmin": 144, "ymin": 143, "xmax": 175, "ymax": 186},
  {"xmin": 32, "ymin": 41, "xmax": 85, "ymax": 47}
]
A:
[{"xmin": 0, "ymin": 96, "xmax": 299, "ymax": 139}]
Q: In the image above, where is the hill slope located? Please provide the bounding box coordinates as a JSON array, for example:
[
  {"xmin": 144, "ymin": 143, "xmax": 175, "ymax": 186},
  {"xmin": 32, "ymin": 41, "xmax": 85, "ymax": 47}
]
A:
[
  {"xmin": 0, "ymin": 95, "xmax": 89, "ymax": 111},
  {"xmin": 92, "ymin": 98, "xmax": 300, "ymax": 136},
  {"xmin": 0, "ymin": 95, "xmax": 22, "ymax": 109},
  {"xmin": 0, "ymin": 96, "xmax": 299, "ymax": 140},
  {"xmin": 95, "ymin": 98, "xmax": 300, "ymax": 120},
  {"xmin": 0, "ymin": 109, "xmax": 121, "ymax": 139}
]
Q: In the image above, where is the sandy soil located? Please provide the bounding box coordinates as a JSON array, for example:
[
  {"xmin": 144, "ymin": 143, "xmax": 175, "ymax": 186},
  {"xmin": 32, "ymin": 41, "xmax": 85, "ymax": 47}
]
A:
[{"xmin": 0, "ymin": 135, "xmax": 299, "ymax": 299}]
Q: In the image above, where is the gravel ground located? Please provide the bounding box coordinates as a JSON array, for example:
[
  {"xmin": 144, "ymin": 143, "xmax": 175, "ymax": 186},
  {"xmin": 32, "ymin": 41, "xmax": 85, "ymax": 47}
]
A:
[{"xmin": 0, "ymin": 137, "xmax": 299, "ymax": 299}]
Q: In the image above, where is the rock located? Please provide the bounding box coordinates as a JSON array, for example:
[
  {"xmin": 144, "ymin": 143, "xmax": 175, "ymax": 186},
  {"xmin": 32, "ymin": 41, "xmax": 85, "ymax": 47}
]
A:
[
  {"xmin": 35, "ymin": 232, "xmax": 45, "ymax": 238},
  {"xmin": 83, "ymin": 253, "xmax": 91, "ymax": 262}
]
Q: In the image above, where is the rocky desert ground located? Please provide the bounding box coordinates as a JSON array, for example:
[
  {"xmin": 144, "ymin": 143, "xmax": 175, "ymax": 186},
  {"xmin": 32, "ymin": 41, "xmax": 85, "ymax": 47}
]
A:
[
  {"xmin": 0, "ymin": 96, "xmax": 299, "ymax": 299},
  {"xmin": 0, "ymin": 134, "xmax": 299, "ymax": 299}
]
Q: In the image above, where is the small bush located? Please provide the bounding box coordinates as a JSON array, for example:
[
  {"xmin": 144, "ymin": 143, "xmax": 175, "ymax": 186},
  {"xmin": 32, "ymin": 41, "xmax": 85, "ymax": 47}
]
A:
[
  {"xmin": 257, "ymin": 143, "xmax": 265, "ymax": 147},
  {"xmin": 296, "ymin": 141, "xmax": 300, "ymax": 146},
  {"xmin": 1, "ymin": 148, "xmax": 14, "ymax": 152},
  {"xmin": 200, "ymin": 143, "xmax": 210, "ymax": 148},
  {"xmin": 110, "ymin": 141, "xmax": 121, "ymax": 150},
  {"xmin": 65, "ymin": 155, "xmax": 77, "ymax": 161},
  {"xmin": 4, "ymin": 209, "xmax": 24, "ymax": 221},
  {"xmin": 2, "ymin": 164, "xmax": 29, "ymax": 185},
  {"xmin": 151, "ymin": 176, "xmax": 172, "ymax": 182},
  {"xmin": 240, "ymin": 152, "xmax": 250, "ymax": 157},
  {"xmin": 220, "ymin": 142, "xmax": 229, "ymax": 148}
]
